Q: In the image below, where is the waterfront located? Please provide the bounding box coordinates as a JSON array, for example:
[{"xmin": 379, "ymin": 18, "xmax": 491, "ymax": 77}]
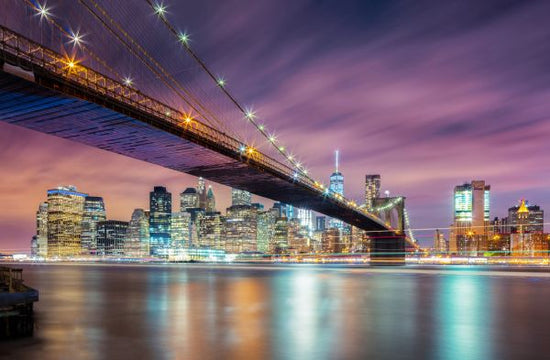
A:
[{"xmin": 0, "ymin": 264, "xmax": 549, "ymax": 359}]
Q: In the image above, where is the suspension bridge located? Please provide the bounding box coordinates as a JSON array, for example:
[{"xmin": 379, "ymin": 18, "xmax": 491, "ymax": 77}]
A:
[{"xmin": 0, "ymin": 1, "xmax": 417, "ymax": 260}]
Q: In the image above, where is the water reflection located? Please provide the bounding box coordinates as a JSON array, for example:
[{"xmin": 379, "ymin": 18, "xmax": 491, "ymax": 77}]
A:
[
  {"xmin": 4, "ymin": 265, "xmax": 550, "ymax": 360},
  {"xmin": 435, "ymin": 275, "xmax": 493, "ymax": 360}
]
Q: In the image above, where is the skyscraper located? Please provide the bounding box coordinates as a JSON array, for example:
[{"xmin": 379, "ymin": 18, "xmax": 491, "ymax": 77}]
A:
[
  {"xmin": 126, "ymin": 209, "xmax": 150, "ymax": 257},
  {"xmin": 81, "ymin": 196, "xmax": 106, "ymax": 255},
  {"xmin": 206, "ymin": 186, "xmax": 216, "ymax": 212},
  {"xmin": 198, "ymin": 212, "xmax": 223, "ymax": 249},
  {"xmin": 149, "ymin": 186, "xmax": 172, "ymax": 256},
  {"xmin": 97, "ymin": 220, "xmax": 128, "ymax": 256},
  {"xmin": 329, "ymin": 150, "xmax": 344, "ymax": 230},
  {"xmin": 35, "ymin": 202, "xmax": 48, "ymax": 258},
  {"xmin": 46, "ymin": 186, "xmax": 87, "ymax": 258},
  {"xmin": 365, "ymin": 175, "xmax": 381, "ymax": 211},
  {"xmin": 257, "ymin": 208, "xmax": 278, "ymax": 253},
  {"xmin": 449, "ymin": 180, "xmax": 490, "ymax": 254},
  {"xmin": 507, "ymin": 200, "xmax": 544, "ymax": 234},
  {"xmin": 296, "ymin": 208, "xmax": 314, "ymax": 237},
  {"xmin": 197, "ymin": 177, "xmax": 207, "ymax": 210},
  {"xmin": 180, "ymin": 187, "xmax": 198, "ymax": 211},
  {"xmin": 171, "ymin": 212, "xmax": 190, "ymax": 249},
  {"xmin": 231, "ymin": 188, "xmax": 252, "ymax": 206},
  {"xmin": 224, "ymin": 204, "xmax": 258, "ymax": 253}
]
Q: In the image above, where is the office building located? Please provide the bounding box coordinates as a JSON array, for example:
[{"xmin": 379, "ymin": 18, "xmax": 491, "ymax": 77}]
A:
[
  {"xmin": 97, "ymin": 220, "xmax": 128, "ymax": 256},
  {"xmin": 35, "ymin": 202, "xmax": 48, "ymax": 258},
  {"xmin": 126, "ymin": 209, "xmax": 150, "ymax": 257},
  {"xmin": 206, "ymin": 186, "xmax": 216, "ymax": 212},
  {"xmin": 365, "ymin": 174, "xmax": 381, "ymax": 211},
  {"xmin": 328, "ymin": 150, "xmax": 344, "ymax": 230},
  {"xmin": 171, "ymin": 212, "xmax": 190, "ymax": 249},
  {"xmin": 81, "ymin": 196, "xmax": 106, "ymax": 255},
  {"xmin": 198, "ymin": 212, "xmax": 223, "ymax": 249},
  {"xmin": 449, "ymin": 180, "xmax": 490, "ymax": 254},
  {"xmin": 180, "ymin": 187, "xmax": 198, "ymax": 211},
  {"xmin": 149, "ymin": 186, "xmax": 172, "ymax": 256},
  {"xmin": 224, "ymin": 204, "xmax": 258, "ymax": 253},
  {"xmin": 46, "ymin": 186, "xmax": 87, "ymax": 258},
  {"xmin": 231, "ymin": 188, "xmax": 252, "ymax": 206}
]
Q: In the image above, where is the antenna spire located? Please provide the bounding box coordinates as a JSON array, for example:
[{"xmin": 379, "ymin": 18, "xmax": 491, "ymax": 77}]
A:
[{"xmin": 335, "ymin": 150, "xmax": 339, "ymax": 172}]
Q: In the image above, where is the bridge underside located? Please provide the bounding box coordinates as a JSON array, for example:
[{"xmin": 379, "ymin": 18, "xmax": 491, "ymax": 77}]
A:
[{"xmin": 0, "ymin": 67, "xmax": 403, "ymax": 250}]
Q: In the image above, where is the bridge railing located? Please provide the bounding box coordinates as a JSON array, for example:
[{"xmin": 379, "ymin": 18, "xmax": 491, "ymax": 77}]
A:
[{"xmin": 0, "ymin": 25, "xmax": 396, "ymax": 234}]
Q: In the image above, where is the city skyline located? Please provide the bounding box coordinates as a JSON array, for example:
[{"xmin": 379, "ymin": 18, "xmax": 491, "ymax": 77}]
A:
[{"xmin": 1, "ymin": 0, "xmax": 550, "ymax": 251}]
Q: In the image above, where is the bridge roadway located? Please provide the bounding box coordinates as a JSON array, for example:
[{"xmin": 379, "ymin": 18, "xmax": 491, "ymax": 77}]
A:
[{"xmin": 0, "ymin": 26, "xmax": 405, "ymax": 258}]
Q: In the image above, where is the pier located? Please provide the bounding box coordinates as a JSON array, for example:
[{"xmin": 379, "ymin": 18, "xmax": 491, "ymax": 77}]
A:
[{"xmin": 0, "ymin": 266, "xmax": 39, "ymax": 339}]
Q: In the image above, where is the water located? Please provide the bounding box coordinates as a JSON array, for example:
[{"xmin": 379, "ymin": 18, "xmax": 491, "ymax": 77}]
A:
[{"xmin": 2, "ymin": 264, "xmax": 550, "ymax": 360}]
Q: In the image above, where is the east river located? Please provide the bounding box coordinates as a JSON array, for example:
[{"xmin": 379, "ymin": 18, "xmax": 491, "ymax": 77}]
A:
[{"xmin": 2, "ymin": 263, "xmax": 550, "ymax": 359}]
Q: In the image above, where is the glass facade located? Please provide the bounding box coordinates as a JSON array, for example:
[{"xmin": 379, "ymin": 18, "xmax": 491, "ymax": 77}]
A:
[
  {"xmin": 81, "ymin": 196, "xmax": 106, "ymax": 255},
  {"xmin": 47, "ymin": 186, "xmax": 87, "ymax": 258},
  {"xmin": 149, "ymin": 186, "xmax": 172, "ymax": 256}
]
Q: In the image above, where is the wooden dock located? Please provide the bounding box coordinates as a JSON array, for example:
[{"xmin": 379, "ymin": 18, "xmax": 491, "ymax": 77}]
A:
[{"xmin": 0, "ymin": 266, "xmax": 39, "ymax": 339}]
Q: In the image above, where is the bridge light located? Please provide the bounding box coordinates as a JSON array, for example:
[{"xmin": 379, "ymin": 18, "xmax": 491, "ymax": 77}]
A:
[
  {"xmin": 184, "ymin": 116, "xmax": 192, "ymax": 124},
  {"xmin": 154, "ymin": 2, "xmax": 167, "ymax": 17},
  {"xmin": 303, "ymin": 169, "xmax": 308, "ymax": 175},
  {"xmin": 258, "ymin": 124, "xmax": 265, "ymax": 131},
  {"xmin": 268, "ymin": 135, "xmax": 276, "ymax": 143},
  {"xmin": 217, "ymin": 77, "xmax": 226, "ymax": 87},
  {"xmin": 123, "ymin": 77, "xmax": 133, "ymax": 87},
  {"xmin": 239, "ymin": 145, "xmax": 246, "ymax": 153},
  {"xmin": 36, "ymin": 2, "xmax": 51, "ymax": 20},
  {"xmin": 244, "ymin": 108, "xmax": 256, "ymax": 120},
  {"xmin": 288, "ymin": 155, "xmax": 293, "ymax": 161},
  {"xmin": 68, "ymin": 61, "xmax": 75, "ymax": 68},
  {"xmin": 278, "ymin": 146, "xmax": 285, "ymax": 151},
  {"xmin": 293, "ymin": 172, "xmax": 299, "ymax": 179},
  {"xmin": 178, "ymin": 32, "xmax": 190, "ymax": 45},
  {"xmin": 68, "ymin": 30, "xmax": 84, "ymax": 47}
]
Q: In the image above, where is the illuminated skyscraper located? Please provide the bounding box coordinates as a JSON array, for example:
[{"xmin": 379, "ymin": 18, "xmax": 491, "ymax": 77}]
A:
[
  {"xmin": 257, "ymin": 208, "xmax": 278, "ymax": 253},
  {"xmin": 149, "ymin": 186, "xmax": 172, "ymax": 256},
  {"xmin": 231, "ymin": 188, "xmax": 252, "ymax": 206},
  {"xmin": 329, "ymin": 150, "xmax": 344, "ymax": 230},
  {"xmin": 171, "ymin": 212, "xmax": 189, "ymax": 249},
  {"xmin": 81, "ymin": 196, "xmax": 106, "ymax": 255},
  {"xmin": 449, "ymin": 180, "xmax": 490, "ymax": 254},
  {"xmin": 35, "ymin": 202, "xmax": 48, "ymax": 258},
  {"xmin": 199, "ymin": 212, "xmax": 223, "ymax": 249},
  {"xmin": 180, "ymin": 187, "xmax": 198, "ymax": 211},
  {"xmin": 97, "ymin": 220, "xmax": 128, "ymax": 256},
  {"xmin": 46, "ymin": 186, "xmax": 87, "ymax": 258},
  {"xmin": 126, "ymin": 209, "xmax": 150, "ymax": 257},
  {"xmin": 224, "ymin": 204, "xmax": 258, "ymax": 253},
  {"xmin": 296, "ymin": 208, "xmax": 314, "ymax": 237},
  {"xmin": 507, "ymin": 200, "xmax": 544, "ymax": 234},
  {"xmin": 206, "ymin": 186, "xmax": 216, "ymax": 212},
  {"xmin": 197, "ymin": 177, "xmax": 207, "ymax": 210},
  {"xmin": 365, "ymin": 175, "xmax": 381, "ymax": 211}
]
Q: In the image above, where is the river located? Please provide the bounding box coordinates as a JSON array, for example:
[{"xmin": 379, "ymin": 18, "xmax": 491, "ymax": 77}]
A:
[{"xmin": 2, "ymin": 263, "xmax": 550, "ymax": 359}]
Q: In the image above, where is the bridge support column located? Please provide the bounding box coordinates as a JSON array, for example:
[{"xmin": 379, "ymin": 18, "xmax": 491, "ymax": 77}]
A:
[{"xmin": 370, "ymin": 232, "xmax": 405, "ymax": 265}]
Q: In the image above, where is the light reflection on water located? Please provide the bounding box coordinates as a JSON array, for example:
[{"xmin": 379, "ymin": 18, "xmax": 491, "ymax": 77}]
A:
[{"xmin": 2, "ymin": 264, "xmax": 550, "ymax": 360}]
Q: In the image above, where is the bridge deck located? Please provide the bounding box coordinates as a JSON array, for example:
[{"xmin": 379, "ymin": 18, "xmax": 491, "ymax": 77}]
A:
[{"xmin": 0, "ymin": 69, "xmax": 392, "ymax": 233}]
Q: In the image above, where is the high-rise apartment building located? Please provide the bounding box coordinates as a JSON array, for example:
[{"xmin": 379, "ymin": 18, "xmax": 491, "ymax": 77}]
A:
[
  {"xmin": 149, "ymin": 186, "xmax": 172, "ymax": 256},
  {"xmin": 81, "ymin": 196, "xmax": 106, "ymax": 255},
  {"xmin": 46, "ymin": 186, "xmax": 87, "ymax": 258},
  {"xmin": 35, "ymin": 202, "xmax": 48, "ymax": 258},
  {"xmin": 365, "ymin": 175, "xmax": 381, "ymax": 211},
  {"xmin": 97, "ymin": 220, "xmax": 128, "ymax": 256}
]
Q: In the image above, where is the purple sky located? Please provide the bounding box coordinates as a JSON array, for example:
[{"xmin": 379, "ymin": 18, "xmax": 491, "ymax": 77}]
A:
[{"xmin": 1, "ymin": 0, "xmax": 550, "ymax": 251}]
